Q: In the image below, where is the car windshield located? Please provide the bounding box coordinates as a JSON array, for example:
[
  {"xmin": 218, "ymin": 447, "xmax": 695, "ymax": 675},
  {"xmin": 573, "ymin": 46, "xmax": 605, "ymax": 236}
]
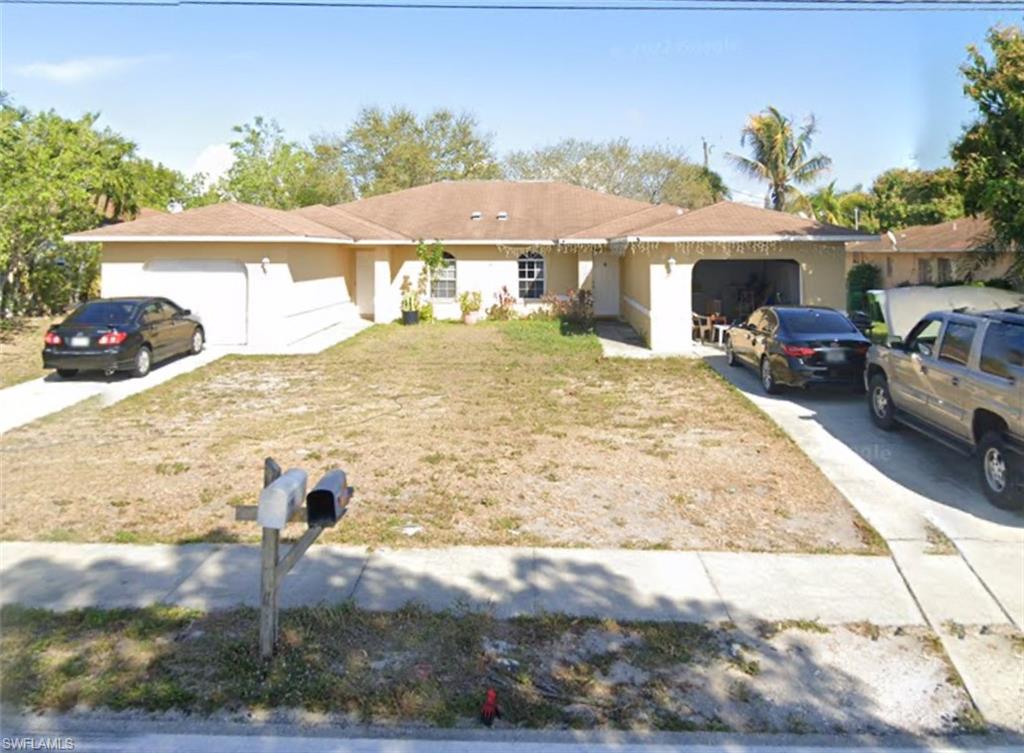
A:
[
  {"xmin": 778, "ymin": 309, "xmax": 857, "ymax": 335},
  {"xmin": 64, "ymin": 301, "xmax": 138, "ymax": 326}
]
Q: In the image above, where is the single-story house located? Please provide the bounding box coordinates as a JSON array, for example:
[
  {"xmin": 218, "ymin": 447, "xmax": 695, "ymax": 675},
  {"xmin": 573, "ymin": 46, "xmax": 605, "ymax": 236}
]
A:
[
  {"xmin": 846, "ymin": 216, "xmax": 1010, "ymax": 288},
  {"xmin": 67, "ymin": 180, "xmax": 868, "ymax": 353}
]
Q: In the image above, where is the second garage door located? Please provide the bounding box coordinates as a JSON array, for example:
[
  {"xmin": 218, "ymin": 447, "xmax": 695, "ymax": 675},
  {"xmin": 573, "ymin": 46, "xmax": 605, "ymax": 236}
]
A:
[{"xmin": 141, "ymin": 260, "xmax": 248, "ymax": 345}]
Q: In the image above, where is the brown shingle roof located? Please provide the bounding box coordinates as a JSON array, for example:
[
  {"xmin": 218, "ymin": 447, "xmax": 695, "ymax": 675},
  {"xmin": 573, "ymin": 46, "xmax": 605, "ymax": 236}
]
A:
[
  {"xmin": 333, "ymin": 180, "xmax": 656, "ymax": 241},
  {"xmin": 848, "ymin": 216, "xmax": 992, "ymax": 253},
  {"xmin": 292, "ymin": 204, "xmax": 410, "ymax": 241},
  {"xmin": 620, "ymin": 201, "xmax": 870, "ymax": 240},
  {"xmin": 565, "ymin": 204, "xmax": 687, "ymax": 240},
  {"xmin": 68, "ymin": 202, "xmax": 349, "ymax": 241}
]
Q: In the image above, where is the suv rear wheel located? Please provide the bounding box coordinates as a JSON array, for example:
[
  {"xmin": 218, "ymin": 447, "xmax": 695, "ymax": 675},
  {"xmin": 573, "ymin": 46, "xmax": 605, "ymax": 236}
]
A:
[
  {"xmin": 869, "ymin": 374, "xmax": 897, "ymax": 430},
  {"xmin": 978, "ymin": 431, "xmax": 1024, "ymax": 510}
]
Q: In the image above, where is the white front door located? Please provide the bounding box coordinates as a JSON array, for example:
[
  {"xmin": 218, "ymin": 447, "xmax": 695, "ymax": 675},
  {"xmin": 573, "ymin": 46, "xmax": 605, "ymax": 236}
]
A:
[
  {"xmin": 356, "ymin": 251, "xmax": 374, "ymax": 317},
  {"xmin": 592, "ymin": 254, "xmax": 621, "ymax": 317}
]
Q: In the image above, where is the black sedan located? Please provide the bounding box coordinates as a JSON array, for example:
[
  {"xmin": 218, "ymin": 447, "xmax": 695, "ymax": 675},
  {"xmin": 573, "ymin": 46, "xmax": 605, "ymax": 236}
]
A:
[
  {"xmin": 42, "ymin": 297, "xmax": 204, "ymax": 379},
  {"xmin": 725, "ymin": 306, "xmax": 870, "ymax": 394}
]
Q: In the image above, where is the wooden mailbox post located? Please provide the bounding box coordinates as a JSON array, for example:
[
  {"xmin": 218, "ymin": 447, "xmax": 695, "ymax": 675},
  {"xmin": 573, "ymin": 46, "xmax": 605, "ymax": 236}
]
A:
[{"xmin": 235, "ymin": 457, "xmax": 352, "ymax": 658}]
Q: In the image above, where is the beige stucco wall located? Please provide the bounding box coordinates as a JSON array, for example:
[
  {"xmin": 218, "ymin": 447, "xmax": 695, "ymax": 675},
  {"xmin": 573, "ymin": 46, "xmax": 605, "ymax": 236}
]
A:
[
  {"xmin": 370, "ymin": 244, "xmax": 582, "ymax": 321},
  {"xmin": 621, "ymin": 247, "xmax": 653, "ymax": 344},
  {"xmin": 622, "ymin": 241, "xmax": 847, "ymax": 353},
  {"xmin": 100, "ymin": 241, "xmax": 355, "ymax": 348},
  {"xmin": 846, "ymin": 249, "xmax": 1014, "ymax": 288}
]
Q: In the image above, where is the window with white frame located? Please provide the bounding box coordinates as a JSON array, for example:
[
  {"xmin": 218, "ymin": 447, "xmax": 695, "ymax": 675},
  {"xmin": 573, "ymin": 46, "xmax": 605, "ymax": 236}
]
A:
[
  {"xmin": 430, "ymin": 252, "xmax": 456, "ymax": 299},
  {"xmin": 518, "ymin": 252, "xmax": 545, "ymax": 299}
]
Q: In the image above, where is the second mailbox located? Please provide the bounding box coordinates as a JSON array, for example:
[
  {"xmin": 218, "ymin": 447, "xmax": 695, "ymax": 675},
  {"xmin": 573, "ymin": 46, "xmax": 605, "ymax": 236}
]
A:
[{"xmin": 306, "ymin": 470, "xmax": 352, "ymax": 528}]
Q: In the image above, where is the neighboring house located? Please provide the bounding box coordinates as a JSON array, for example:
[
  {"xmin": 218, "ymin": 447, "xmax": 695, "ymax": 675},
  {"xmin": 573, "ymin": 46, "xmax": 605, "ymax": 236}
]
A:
[
  {"xmin": 67, "ymin": 180, "xmax": 867, "ymax": 354},
  {"xmin": 847, "ymin": 216, "xmax": 1010, "ymax": 288}
]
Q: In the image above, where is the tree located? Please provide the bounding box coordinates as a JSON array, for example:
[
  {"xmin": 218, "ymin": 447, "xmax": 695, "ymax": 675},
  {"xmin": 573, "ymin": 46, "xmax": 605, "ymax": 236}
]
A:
[
  {"xmin": 871, "ymin": 168, "xmax": 964, "ymax": 230},
  {"xmin": 953, "ymin": 24, "xmax": 1023, "ymax": 276},
  {"xmin": 218, "ymin": 117, "xmax": 354, "ymax": 208},
  {"xmin": 0, "ymin": 101, "xmax": 139, "ymax": 316},
  {"xmin": 126, "ymin": 158, "xmax": 213, "ymax": 212},
  {"xmin": 726, "ymin": 106, "xmax": 832, "ymax": 211},
  {"xmin": 805, "ymin": 181, "xmax": 878, "ymax": 232},
  {"xmin": 504, "ymin": 138, "xmax": 727, "ymax": 208},
  {"xmin": 338, "ymin": 106, "xmax": 501, "ymax": 197}
]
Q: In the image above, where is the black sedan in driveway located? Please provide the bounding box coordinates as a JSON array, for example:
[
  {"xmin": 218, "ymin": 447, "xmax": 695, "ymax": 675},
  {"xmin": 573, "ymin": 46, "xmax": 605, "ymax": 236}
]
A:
[
  {"xmin": 725, "ymin": 306, "xmax": 870, "ymax": 394},
  {"xmin": 42, "ymin": 297, "xmax": 204, "ymax": 379}
]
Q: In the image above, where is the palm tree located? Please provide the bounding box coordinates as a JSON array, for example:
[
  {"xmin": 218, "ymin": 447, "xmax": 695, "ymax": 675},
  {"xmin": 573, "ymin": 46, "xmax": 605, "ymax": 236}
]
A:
[
  {"xmin": 807, "ymin": 181, "xmax": 847, "ymax": 224},
  {"xmin": 726, "ymin": 107, "xmax": 832, "ymax": 212}
]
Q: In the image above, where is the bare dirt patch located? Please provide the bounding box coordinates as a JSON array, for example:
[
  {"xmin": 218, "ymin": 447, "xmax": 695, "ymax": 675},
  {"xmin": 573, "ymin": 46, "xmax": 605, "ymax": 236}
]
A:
[
  {"xmin": 0, "ymin": 321, "xmax": 880, "ymax": 552},
  {"xmin": 0, "ymin": 317, "xmax": 52, "ymax": 389},
  {"xmin": 0, "ymin": 605, "xmax": 979, "ymax": 734}
]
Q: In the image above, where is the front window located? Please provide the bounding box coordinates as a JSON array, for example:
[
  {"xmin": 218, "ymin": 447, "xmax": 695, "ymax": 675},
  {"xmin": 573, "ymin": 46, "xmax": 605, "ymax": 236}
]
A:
[
  {"xmin": 918, "ymin": 258, "xmax": 934, "ymax": 284},
  {"xmin": 430, "ymin": 252, "xmax": 456, "ymax": 299},
  {"xmin": 518, "ymin": 252, "xmax": 545, "ymax": 299},
  {"xmin": 905, "ymin": 317, "xmax": 942, "ymax": 355}
]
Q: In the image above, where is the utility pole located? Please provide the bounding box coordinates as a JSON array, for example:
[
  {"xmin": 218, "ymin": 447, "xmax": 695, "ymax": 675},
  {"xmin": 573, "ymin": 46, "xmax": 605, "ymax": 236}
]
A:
[{"xmin": 701, "ymin": 137, "xmax": 712, "ymax": 169}]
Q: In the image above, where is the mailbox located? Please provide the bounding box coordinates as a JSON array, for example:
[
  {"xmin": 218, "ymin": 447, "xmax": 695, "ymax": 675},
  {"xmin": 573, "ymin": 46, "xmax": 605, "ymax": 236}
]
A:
[
  {"xmin": 306, "ymin": 469, "xmax": 351, "ymax": 528},
  {"xmin": 256, "ymin": 468, "xmax": 308, "ymax": 530}
]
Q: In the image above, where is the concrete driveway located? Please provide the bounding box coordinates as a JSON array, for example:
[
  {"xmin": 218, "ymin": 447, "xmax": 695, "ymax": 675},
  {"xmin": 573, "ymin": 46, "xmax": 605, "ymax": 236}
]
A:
[
  {"xmin": 0, "ymin": 348, "xmax": 226, "ymax": 434},
  {"xmin": 704, "ymin": 349, "xmax": 1023, "ymax": 621},
  {"xmin": 703, "ymin": 348, "xmax": 1024, "ymax": 731}
]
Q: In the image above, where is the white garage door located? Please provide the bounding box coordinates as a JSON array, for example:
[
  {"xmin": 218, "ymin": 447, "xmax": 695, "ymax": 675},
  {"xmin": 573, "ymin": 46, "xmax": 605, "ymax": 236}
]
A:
[{"xmin": 142, "ymin": 260, "xmax": 248, "ymax": 345}]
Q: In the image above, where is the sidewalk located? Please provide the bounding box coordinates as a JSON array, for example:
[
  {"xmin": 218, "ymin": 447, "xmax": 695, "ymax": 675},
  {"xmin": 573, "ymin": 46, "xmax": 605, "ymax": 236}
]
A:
[{"xmin": 0, "ymin": 541, "xmax": 923, "ymax": 625}]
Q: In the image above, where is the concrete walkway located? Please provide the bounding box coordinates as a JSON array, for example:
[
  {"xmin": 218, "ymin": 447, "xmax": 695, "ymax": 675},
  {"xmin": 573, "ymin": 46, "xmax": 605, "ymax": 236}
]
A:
[
  {"xmin": 0, "ymin": 318, "xmax": 372, "ymax": 434},
  {"xmin": 595, "ymin": 320, "xmax": 656, "ymax": 359},
  {"xmin": 0, "ymin": 542, "xmax": 923, "ymax": 626},
  {"xmin": 702, "ymin": 349, "xmax": 1024, "ymax": 731}
]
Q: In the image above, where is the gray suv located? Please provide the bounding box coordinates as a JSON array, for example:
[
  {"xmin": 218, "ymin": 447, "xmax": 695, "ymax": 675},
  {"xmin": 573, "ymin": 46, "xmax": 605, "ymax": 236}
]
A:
[{"xmin": 865, "ymin": 309, "xmax": 1024, "ymax": 510}]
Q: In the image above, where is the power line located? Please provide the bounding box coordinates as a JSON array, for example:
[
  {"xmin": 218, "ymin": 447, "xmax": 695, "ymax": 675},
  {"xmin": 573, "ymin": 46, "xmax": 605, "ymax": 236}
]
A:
[{"xmin": 3, "ymin": 0, "xmax": 1022, "ymax": 10}]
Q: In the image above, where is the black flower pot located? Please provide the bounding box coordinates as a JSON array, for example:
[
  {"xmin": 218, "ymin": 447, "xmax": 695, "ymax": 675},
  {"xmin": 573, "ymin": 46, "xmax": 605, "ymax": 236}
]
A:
[{"xmin": 402, "ymin": 310, "xmax": 420, "ymax": 326}]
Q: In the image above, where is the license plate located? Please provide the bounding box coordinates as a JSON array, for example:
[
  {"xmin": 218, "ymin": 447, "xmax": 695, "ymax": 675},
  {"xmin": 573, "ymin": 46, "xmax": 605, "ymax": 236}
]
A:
[
  {"xmin": 70, "ymin": 336, "xmax": 90, "ymax": 348},
  {"xmin": 825, "ymin": 349, "xmax": 846, "ymax": 363}
]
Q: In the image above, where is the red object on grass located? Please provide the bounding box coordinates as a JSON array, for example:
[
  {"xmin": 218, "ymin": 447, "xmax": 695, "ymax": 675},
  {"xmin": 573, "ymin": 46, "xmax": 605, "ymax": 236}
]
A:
[{"xmin": 480, "ymin": 688, "xmax": 501, "ymax": 726}]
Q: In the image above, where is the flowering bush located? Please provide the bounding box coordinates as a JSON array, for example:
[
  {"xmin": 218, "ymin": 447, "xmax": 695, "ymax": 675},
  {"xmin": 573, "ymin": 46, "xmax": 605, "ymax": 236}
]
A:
[{"xmin": 486, "ymin": 286, "xmax": 519, "ymax": 320}]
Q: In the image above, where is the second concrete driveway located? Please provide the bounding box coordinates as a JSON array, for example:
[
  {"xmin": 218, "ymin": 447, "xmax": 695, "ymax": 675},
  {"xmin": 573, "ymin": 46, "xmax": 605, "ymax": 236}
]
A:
[
  {"xmin": 704, "ymin": 349, "xmax": 1024, "ymax": 730},
  {"xmin": 704, "ymin": 349, "xmax": 1023, "ymax": 624}
]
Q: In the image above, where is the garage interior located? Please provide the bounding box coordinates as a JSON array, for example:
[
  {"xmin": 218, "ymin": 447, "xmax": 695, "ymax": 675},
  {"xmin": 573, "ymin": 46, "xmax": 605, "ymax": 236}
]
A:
[{"xmin": 691, "ymin": 259, "xmax": 800, "ymax": 323}]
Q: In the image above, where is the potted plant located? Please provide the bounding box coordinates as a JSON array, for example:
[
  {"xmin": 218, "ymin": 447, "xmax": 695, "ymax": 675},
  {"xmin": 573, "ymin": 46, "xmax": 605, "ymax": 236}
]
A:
[
  {"xmin": 400, "ymin": 276, "xmax": 420, "ymax": 325},
  {"xmin": 459, "ymin": 291, "xmax": 482, "ymax": 324}
]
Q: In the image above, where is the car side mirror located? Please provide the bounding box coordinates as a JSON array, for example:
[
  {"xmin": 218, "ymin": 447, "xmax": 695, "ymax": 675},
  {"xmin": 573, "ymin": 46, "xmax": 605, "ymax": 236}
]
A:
[
  {"xmin": 917, "ymin": 343, "xmax": 933, "ymax": 358},
  {"xmin": 180, "ymin": 309, "xmax": 191, "ymax": 316}
]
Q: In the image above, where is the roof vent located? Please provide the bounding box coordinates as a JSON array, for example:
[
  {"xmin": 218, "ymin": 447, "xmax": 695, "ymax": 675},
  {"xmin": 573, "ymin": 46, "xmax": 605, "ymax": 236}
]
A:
[
  {"xmin": 496, "ymin": 211, "xmax": 508, "ymax": 221},
  {"xmin": 470, "ymin": 211, "xmax": 482, "ymax": 220}
]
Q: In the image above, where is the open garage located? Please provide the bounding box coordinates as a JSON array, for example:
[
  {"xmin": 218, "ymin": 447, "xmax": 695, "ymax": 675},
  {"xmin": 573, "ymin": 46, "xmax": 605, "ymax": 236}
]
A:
[{"xmin": 692, "ymin": 259, "xmax": 801, "ymax": 322}]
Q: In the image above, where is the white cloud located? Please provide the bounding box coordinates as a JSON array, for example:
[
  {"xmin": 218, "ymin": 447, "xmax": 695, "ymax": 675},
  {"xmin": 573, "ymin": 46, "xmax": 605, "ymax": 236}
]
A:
[
  {"xmin": 190, "ymin": 144, "xmax": 235, "ymax": 188},
  {"xmin": 13, "ymin": 55, "xmax": 160, "ymax": 84}
]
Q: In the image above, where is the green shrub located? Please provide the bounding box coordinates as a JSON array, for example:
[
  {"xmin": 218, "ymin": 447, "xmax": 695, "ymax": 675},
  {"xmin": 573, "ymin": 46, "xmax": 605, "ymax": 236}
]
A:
[{"xmin": 847, "ymin": 263, "xmax": 882, "ymax": 311}]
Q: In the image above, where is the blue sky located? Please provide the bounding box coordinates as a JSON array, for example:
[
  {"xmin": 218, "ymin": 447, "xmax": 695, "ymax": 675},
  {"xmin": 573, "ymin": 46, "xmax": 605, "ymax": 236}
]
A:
[{"xmin": 1, "ymin": 3, "xmax": 1019, "ymax": 203}]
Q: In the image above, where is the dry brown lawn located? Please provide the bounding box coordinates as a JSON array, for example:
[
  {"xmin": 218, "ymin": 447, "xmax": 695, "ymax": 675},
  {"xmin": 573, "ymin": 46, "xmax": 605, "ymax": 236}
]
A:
[
  {"xmin": 0, "ymin": 320, "xmax": 882, "ymax": 552},
  {"xmin": 0, "ymin": 318, "xmax": 52, "ymax": 389}
]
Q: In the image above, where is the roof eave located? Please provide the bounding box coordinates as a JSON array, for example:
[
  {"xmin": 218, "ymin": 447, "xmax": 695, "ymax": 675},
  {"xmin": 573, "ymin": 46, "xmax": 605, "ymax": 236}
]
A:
[
  {"xmin": 620, "ymin": 234, "xmax": 872, "ymax": 244},
  {"xmin": 64, "ymin": 234, "xmax": 352, "ymax": 244}
]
